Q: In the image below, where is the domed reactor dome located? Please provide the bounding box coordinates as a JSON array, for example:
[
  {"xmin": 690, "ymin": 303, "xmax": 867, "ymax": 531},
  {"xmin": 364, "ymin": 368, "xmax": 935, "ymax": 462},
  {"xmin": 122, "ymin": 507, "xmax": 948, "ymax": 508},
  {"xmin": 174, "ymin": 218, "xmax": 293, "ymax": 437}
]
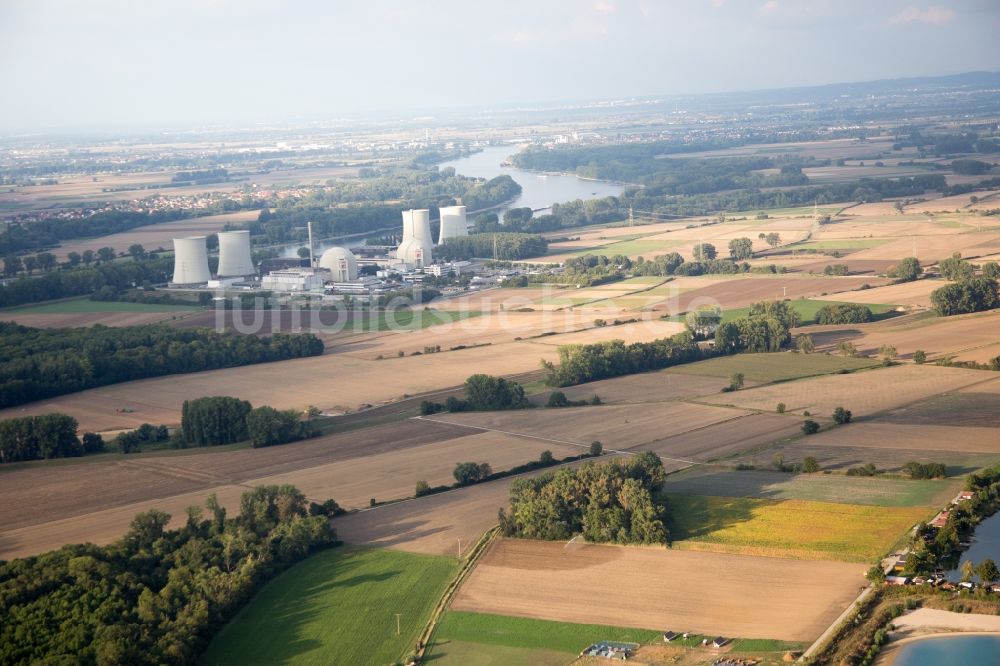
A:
[{"xmin": 319, "ymin": 246, "xmax": 358, "ymax": 281}]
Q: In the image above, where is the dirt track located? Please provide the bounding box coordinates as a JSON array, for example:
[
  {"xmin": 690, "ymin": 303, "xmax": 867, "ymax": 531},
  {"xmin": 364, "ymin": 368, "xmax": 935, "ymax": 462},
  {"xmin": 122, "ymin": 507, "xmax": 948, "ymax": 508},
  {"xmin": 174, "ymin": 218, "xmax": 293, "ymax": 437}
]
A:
[{"xmin": 451, "ymin": 538, "xmax": 863, "ymax": 642}]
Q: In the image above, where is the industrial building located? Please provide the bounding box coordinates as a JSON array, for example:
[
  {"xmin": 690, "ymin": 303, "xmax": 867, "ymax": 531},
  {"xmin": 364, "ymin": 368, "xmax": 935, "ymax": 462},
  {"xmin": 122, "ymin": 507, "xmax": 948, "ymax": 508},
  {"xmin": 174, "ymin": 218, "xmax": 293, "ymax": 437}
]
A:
[
  {"xmin": 261, "ymin": 268, "xmax": 327, "ymax": 292},
  {"xmin": 171, "ymin": 236, "xmax": 212, "ymax": 285},
  {"xmin": 216, "ymin": 230, "xmax": 256, "ymax": 277},
  {"xmin": 318, "ymin": 246, "xmax": 358, "ymax": 281},
  {"xmin": 437, "ymin": 205, "xmax": 468, "ymax": 244},
  {"xmin": 396, "ymin": 209, "xmax": 434, "ymax": 268}
]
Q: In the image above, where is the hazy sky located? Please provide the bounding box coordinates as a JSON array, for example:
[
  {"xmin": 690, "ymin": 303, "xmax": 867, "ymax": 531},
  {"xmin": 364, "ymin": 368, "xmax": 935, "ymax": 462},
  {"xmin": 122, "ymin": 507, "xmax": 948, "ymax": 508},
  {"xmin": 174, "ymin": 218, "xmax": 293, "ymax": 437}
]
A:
[{"xmin": 1, "ymin": 0, "xmax": 998, "ymax": 132}]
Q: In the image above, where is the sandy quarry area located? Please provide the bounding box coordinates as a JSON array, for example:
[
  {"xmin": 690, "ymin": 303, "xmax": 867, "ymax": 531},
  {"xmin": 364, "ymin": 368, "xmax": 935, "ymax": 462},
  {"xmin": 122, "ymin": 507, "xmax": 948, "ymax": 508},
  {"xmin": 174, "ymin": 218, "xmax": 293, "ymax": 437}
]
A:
[{"xmin": 451, "ymin": 538, "xmax": 864, "ymax": 642}]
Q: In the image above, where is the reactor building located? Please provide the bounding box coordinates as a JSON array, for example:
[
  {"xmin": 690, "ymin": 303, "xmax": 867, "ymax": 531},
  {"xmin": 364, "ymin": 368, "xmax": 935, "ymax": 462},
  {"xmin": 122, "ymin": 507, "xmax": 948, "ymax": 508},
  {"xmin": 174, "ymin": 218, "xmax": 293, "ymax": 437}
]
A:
[
  {"xmin": 216, "ymin": 230, "xmax": 255, "ymax": 278},
  {"xmin": 396, "ymin": 208, "xmax": 434, "ymax": 268},
  {"xmin": 437, "ymin": 205, "xmax": 468, "ymax": 245},
  {"xmin": 319, "ymin": 246, "xmax": 359, "ymax": 282},
  {"xmin": 171, "ymin": 236, "xmax": 211, "ymax": 285}
]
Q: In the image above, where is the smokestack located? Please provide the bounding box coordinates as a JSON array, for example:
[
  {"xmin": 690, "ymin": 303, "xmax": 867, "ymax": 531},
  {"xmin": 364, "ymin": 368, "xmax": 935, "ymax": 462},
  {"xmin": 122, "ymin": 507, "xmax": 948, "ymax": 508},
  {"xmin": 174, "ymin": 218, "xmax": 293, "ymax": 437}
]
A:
[{"xmin": 308, "ymin": 221, "xmax": 314, "ymax": 267}]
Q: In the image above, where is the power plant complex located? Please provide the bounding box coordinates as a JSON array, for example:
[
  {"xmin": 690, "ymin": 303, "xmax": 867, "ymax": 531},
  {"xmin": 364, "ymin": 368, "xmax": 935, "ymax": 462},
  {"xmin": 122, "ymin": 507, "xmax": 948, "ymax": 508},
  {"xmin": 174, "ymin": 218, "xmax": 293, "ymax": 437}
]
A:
[{"xmin": 169, "ymin": 206, "xmax": 476, "ymax": 297}]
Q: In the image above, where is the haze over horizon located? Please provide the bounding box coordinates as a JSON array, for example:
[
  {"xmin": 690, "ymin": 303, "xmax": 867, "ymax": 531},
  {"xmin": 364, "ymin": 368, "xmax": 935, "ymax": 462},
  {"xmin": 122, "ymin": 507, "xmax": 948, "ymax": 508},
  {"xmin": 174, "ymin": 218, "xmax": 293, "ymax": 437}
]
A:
[{"xmin": 1, "ymin": 0, "xmax": 999, "ymax": 133}]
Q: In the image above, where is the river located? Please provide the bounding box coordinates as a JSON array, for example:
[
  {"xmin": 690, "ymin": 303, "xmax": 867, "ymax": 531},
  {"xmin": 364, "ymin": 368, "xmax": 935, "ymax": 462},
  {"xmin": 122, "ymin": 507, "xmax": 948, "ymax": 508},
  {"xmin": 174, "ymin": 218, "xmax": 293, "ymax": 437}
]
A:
[
  {"xmin": 439, "ymin": 145, "xmax": 624, "ymax": 215},
  {"xmin": 276, "ymin": 144, "xmax": 624, "ymax": 258}
]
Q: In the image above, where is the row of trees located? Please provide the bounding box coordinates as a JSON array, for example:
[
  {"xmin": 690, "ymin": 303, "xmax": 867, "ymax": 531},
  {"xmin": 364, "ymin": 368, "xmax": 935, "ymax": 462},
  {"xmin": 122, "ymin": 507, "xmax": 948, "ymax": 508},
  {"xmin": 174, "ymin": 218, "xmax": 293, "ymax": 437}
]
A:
[
  {"xmin": 180, "ymin": 396, "xmax": 318, "ymax": 449},
  {"xmin": 0, "ymin": 256, "xmax": 185, "ymax": 308},
  {"xmin": 0, "ymin": 413, "xmax": 103, "ymax": 464},
  {"xmin": 0, "ymin": 485, "xmax": 336, "ymax": 665},
  {"xmin": 420, "ymin": 373, "xmax": 531, "ymax": 414},
  {"xmin": 499, "ymin": 452, "xmax": 668, "ymax": 545},
  {"xmin": 436, "ymin": 232, "xmax": 548, "ymax": 261},
  {"xmin": 543, "ymin": 331, "xmax": 702, "ymax": 387},
  {"xmin": 931, "ymin": 277, "xmax": 999, "ymax": 316},
  {"xmin": 816, "ymin": 303, "xmax": 874, "ymax": 324},
  {"xmin": 0, "ymin": 322, "xmax": 324, "ymax": 408}
]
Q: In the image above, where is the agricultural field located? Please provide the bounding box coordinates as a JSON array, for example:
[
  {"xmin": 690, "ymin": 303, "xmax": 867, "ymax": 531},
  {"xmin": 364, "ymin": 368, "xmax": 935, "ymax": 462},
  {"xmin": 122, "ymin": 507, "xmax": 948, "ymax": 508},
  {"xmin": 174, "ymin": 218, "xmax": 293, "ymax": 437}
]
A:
[
  {"xmin": 450, "ymin": 538, "xmax": 863, "ymax": 642},
  {"xmin": 721, "ymin": 298, "xmax": 900, "ymax": 325},
  {"xmin": 664, "ymin": 351, "xmax": 878, "ymax": 383},
  {"xmin": 808, "ymin": 309, "xmax": 1000, "ymax": 360},
  {"xmin": 1, "ymin": 298, "xmax": 200, "ymax": 328},
  {"xmin": 665, "ymin": 494, "xmax": 932, "ymax": 562},
  {"xmin": 662, "ymin": 467, "xmax": 961, "ymax": 507},
  {"xmin": 202, "ymin": 547, "xmax": 458, "ymax": 666},
  {"xmin": 0, "ymin": 419, "xmax": 585, "ymax": 560},
  {"xmin": 816, "ymin": 279, "xmax": 947, "ymax": 309},
  {"xmin": 428, "ymin": 611, "xmax": 659, "ymax": 665},
  {"xmin": 699, "ymin": 364, "xmax": 992, "ymax": 418}
]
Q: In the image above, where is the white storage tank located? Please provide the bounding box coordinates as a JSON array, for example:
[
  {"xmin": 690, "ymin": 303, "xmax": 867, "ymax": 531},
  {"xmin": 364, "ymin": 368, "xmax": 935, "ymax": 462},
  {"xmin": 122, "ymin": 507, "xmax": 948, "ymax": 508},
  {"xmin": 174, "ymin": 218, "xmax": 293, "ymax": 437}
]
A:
[
  {"xmin": 216, "ymin": 230, "xmax": 255, "ymax": 277},
  {"xmin": 171, "ymin": 236, "xmax": 211, "ymax": 285}
]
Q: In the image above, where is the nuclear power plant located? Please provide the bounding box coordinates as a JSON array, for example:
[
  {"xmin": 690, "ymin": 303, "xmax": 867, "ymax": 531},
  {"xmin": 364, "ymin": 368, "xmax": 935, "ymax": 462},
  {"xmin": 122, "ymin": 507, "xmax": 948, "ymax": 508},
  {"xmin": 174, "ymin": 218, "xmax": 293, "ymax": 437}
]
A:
[
  {"xmin": 319, "ymin": 246, "xmax": 358, "ymax": 282},
  {"xmin": 437, "ymin": 205, "xmax": 468, "ymax": 245},
  {"xmin": 216, "ymin": 230, "xmax": 255, "ymax": 278},
  {"xmin": 396, "ymin": 209, "xmax": 434, "ymax": 268},
  {"xmin": 171, "ymin": 236, "xmax": 212, "ymax": 285}
]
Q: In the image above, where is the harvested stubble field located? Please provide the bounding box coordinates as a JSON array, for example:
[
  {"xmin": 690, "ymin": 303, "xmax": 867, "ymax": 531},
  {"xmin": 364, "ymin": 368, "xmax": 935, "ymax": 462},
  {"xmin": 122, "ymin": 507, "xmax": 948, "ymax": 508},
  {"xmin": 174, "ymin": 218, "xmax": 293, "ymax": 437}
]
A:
[
  {"xmin": 665, "ymin": 494, "xmax": 932, "ymax": 562},
  {"xmin": 665, "ymin": 352, "xmax": 878, "ymax": 383},
  {"xmin": 0, "ymin": 338, "xmax": 568, "ymax": 432},
  {"xmin": 817, "ymin": 279, "xmax": 946, "ymax": 309},
  {"xmin": 450, "ymin": 538, "xmax": 862, "ymax": 642},
  {"xmin": 700, "ymin": 364, "xmax": 993, "ymax": 418},
  {"xmin": 533, "ymin": 369, "xmax": 733, "ymax": 405},
  {"xmin": 750, "ymin": 444, "xmax": 998, "ymax": 478},
  {"xmin": 808, "ymin": 309, "xmax": 1000, "ymax": 359},
  {"xmin": 424, "ymin": 402, "xmax": 748, "ymax": 454},
  {"xmin": 797, "ymin": 422, "xmax": 1000, "ymax": 455},
  {"xmin": 664, "ymin": 276, "xmax": 889, "ymax": 314}
]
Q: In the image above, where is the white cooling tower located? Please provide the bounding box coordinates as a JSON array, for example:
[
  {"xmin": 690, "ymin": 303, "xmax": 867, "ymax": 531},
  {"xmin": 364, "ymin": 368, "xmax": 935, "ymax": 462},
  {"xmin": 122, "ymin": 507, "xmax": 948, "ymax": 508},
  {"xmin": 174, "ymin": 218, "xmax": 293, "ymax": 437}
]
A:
[
  {"xmin": 172, "ymin": 236, "xmax": 211, "ymax": 285},
  {"xmin": 397, "ymin": 208, "xmax": 434, "ymax": 267},
  {"xmin": 411, "ymin": 209, "xmax": 432, "ymax": 244},
  {"xmin": 216, "ymin": 230, "xmax": 255, "ymax": 277},
  {"xmin": 401, "ymin": 209, "xmax": 415, "ymax": 240},
  {"xmin": 319, "ymin": 246, "xmax": 358, "ymax": 282},
  {"xmin": 438, "ymin": 205, "xmax": 468, "ymax": 244}
]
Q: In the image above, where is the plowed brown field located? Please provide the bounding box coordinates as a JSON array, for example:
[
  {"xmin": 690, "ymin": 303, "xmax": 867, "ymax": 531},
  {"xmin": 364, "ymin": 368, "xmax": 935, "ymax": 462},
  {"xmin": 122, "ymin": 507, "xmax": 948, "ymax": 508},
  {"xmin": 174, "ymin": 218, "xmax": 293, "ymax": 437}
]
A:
[{"xmin": 451, "ymin": 538, "xmax": 863, "ymax": 642}]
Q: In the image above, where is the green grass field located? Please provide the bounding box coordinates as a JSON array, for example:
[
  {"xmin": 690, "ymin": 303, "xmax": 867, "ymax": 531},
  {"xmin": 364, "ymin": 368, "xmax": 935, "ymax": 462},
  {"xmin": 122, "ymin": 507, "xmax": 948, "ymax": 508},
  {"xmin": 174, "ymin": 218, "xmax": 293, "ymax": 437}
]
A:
[
  {"xmin": 666, "ymin": 494, "xmax": 931, "ymax": 562},
  {"xmin": 426, "ymin": 611, "xmax": 805, "ymax": 664},
  {"xmin": 361, "ymin": 309, "xmax": 481, "ymax": 331},
  {"xmin": 428, "ymin": 611, "xmax": 660, "ymax": 657},
  {"xmin": 201, "ymin": 547, "xmax": 459, "ymax": 666},
  {"xmin": 721, "ymin": 299, "xmax": 898, "ymax": 325},
  {"xmin": 663, "ymin": 468, "xmax": 959, "ymax": 507},
  {"xmin": 664, "ymin": 352, "xmax": 878, "ymax": 383},
  {"xmin": 2, "ymin": 298, "xmax": 198, "ymax": 314}
]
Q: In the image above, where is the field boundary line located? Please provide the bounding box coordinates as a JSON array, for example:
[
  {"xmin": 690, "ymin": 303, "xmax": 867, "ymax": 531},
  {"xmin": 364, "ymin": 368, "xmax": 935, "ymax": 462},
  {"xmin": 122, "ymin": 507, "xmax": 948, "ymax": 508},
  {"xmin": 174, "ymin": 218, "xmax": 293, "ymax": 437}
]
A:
[
  {"xmin": 415, "ymin": 526, "xmax": 501, "ymax": 663},
  {"xmin": 800, "ymin": 584, "xmax": 876, "ymax": 661},
  {"xmin": 414, "ymin": 414, "xmax": 644, "ymax": 458}
]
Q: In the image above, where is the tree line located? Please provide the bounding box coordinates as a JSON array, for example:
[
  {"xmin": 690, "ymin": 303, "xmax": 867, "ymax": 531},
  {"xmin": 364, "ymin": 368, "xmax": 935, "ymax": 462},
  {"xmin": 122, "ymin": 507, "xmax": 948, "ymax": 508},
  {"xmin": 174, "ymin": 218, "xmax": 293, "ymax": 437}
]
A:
[
  {"xmin": 0, "ymin": 413, "xmax": 104, "ymax": 463},
  {"xmin": 0, "ymin": 322, "xmax": 324, "ymax": 408},
  {"xmin": 0, "ymin": 256, "xmax": 186, "ymax": 308},
  {"xmin": 0, "ymin": 485, "xmax": 336, "ymax": 665},
  {"xmin": 181, "ymin": 396, "xmax": 318, "ymax": 449},
  {"xmin": 498, "ymin": 452, "xmax": 668, "ymax": 545},
  {"xmin": 436, "ymin": 232, "xmax": 548, "ymax": 261},
  {"xmin": 543, "ymin": 331, "xmax": 703, "ymax": 387}
]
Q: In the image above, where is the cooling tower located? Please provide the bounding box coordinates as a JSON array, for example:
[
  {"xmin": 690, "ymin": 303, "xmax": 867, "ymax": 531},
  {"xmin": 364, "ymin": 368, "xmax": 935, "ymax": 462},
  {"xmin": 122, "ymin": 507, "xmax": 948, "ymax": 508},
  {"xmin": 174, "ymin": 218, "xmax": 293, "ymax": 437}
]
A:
[
  {"xmin": 438, "ymin": 205, "xmax": 468, "ymax": 244},
  {"xmin": 397, "ymin": 209, "xmax": 434, "ymax": 267},
  {"xmin": 216, "ymin": 230, "xmax": 255, "ymax": 277},
  {"xmin": 171, "ymin": 236, "xmax": 211, "ymax": 285},
  {"xmin": 319, "ymin": 246, "xmax": 358, "ymax": 282},
  {"xmin": 411, "ymin": 209, "xmax": 432, "ymax": 244}
]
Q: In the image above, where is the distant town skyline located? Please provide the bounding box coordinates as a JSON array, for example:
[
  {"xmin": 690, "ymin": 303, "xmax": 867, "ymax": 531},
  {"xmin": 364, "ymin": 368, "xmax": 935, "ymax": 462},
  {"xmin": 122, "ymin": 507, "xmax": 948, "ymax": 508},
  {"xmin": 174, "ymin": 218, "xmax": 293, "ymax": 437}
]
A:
[{"xmin": 1, "ymin": 0, "xmax": 998, "ymax": 132}]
